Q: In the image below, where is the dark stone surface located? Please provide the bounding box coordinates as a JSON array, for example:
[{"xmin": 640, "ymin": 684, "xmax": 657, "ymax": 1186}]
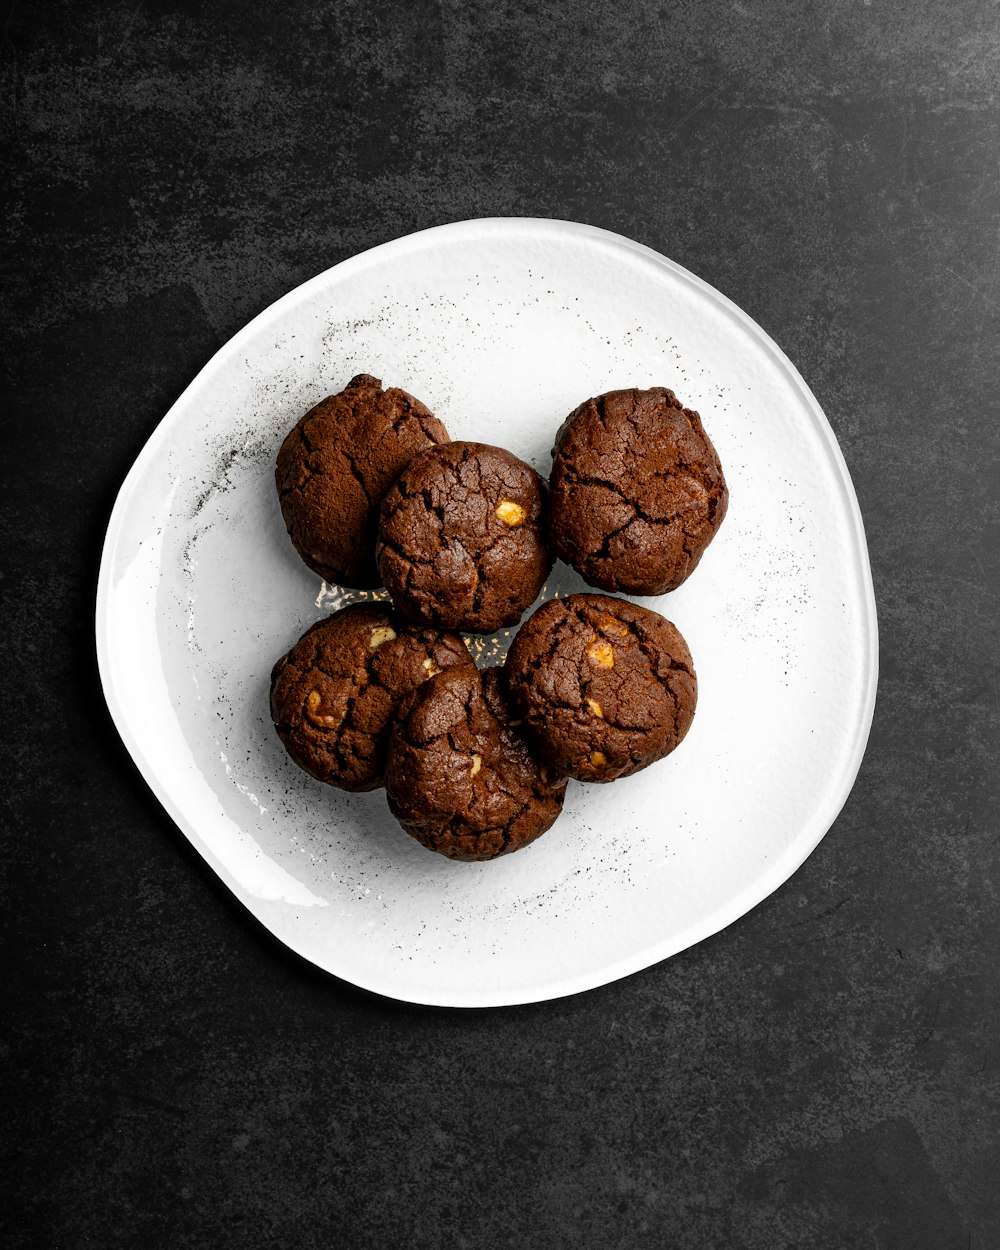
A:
[{"xmin": 3, "ymin": 1, "xmax": 997, "ymax": 1246}]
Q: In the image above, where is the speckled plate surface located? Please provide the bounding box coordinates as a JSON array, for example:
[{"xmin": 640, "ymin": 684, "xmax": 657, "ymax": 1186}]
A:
[{"xmin": 96, "ymin": 218, "xmax": 877, "ymax": 1008}]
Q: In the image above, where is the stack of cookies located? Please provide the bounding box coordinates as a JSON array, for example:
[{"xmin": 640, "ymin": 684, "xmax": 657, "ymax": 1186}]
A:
[{"xmin": 271, "ymin": 373, "xmax": 728, "ymax": 862}]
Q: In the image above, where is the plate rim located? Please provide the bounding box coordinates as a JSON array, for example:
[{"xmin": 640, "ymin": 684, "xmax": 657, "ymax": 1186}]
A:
[{"xmin": 95, "ymin": 216, "xmax": 879, "ymax": 1008}]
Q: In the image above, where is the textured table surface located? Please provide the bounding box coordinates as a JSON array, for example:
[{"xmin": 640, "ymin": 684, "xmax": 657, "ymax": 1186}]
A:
[{"xmin": 4, "ymin": 2, "xmax": 998, "ymax": 1247}]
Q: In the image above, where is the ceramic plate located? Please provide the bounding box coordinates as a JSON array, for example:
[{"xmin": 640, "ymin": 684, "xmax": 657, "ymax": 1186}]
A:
[{"xmin": 96, "ymin": 218, "xmax": 877, "ymax": 1007}]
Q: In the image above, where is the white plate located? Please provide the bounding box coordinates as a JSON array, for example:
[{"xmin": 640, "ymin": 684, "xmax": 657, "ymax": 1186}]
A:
[{"xmin": 96, "ymin": 218, "xmax": 877, "ymax": 1008}]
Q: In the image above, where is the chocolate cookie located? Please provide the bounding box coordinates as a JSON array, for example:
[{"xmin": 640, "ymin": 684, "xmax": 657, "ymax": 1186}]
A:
[
  {"xmin": 269, "ymin": 603, "xmax": 475, "ymax": 792},
  {"xmin": 384, "ymin": 666, "xmax": 567, "ymax": 861},
  {"xmin": 503, "ymin": 593, "xmax": 697, "ymax": 783},
  {"xmin": 376, "ymin": 441, "xmax": 552, "ymax": 634},
  {"xmin": 276, "ymin": 373, "xmax": 449, "ymax": 588},
  {"xmin": 548, "ymin": 387, "xmax": 728, "ymax": 596}
]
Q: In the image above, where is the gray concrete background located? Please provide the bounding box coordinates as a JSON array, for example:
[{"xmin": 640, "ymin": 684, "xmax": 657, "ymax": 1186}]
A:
[{"xmin": 3, "ymin": 1, "xmax": 998, "ymax": 1246}]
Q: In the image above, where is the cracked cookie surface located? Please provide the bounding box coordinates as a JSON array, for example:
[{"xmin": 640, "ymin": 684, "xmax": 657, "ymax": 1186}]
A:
[
  {"xmin": 503, "ymin": 593, "xmax": 697, "ymax": 782},
  {"xmin": 269, "ymin": 603, "xmax": 475, "ymax": 792},
  {"xmin": 384, "ymin": 667, "xmax": 567, "ymax": 861},
  {"xmin": 376, "ymin": 441, "xmax": 552, "ymax": 633},
  {"xmin": 548, "ymin": 386, "xmax": 728, "ymax": 596},
  {"xmin": 276, "ymin": 373, "xmax": 449, "ymax": 588}
]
